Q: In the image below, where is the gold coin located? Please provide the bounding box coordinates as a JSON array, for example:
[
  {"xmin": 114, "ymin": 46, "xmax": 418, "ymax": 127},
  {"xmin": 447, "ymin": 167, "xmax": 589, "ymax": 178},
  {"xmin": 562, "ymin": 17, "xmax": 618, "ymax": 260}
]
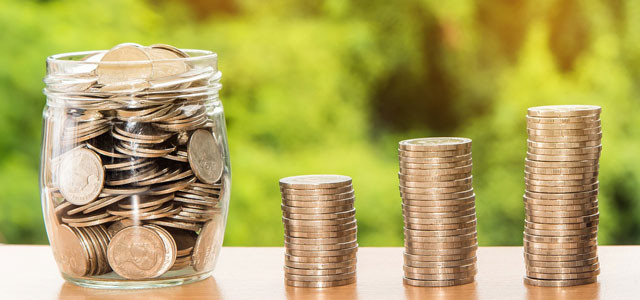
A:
[
  {"xmin": 526, "ymin": 262, "xmax": 599, "ymax": 274},
  {"xmin": 405, "ymin": 232, "xmax": 477, "ymax": 243},
  {"xmin": 285, "ymin": 228, "xmax": 357, "ymax": 239},
  {"xmin": 527, "ymin": 127, "xmax": 601, "ymax": 137},
  {"xmin": 284, "ymin": 235, "xmax": 358, "ymax": 245},
  {"xmin": 398, "ymin": 148, "xmax": 469, "ymax": 158},
  {"xmin": 404, "ymin": 213, "xmax": 476, "ymax": 225},
  {"xmin": 279, "ymin": 175, "xmax": 352, "ymax": 189},
  {"xmin": 282, "ymin": 198, "xmax": 355, "ymax": 208},
  {"xmin": 524, "ymin": 251, "xmax": 597, "ymax": 262},
  {"xmin": 527, "ymin": 139, "xmax": 601, "ymax": 149},
  {"xmin": 526, "ymin": 114, "xmax": 599, "ymax": 124},
  {"xmin": 524, "ymin": 195, "xmax": 598, "ymax": 206},
  {"xmin": 54, "ymin": 225, "xmax": 90, "ymax": 277},
  {"xmin": 405, "ymin": 244, "xmax": 477, "ymax": 256},
  {"xmin": 524, "ymin": 207, "xmax": 598, "ymax": 218},
  {"xmin": 400, "ymin": 165, "xmax": 473, "ymax": 176},
  {"xmin": 284, "ymin": 265, "xmax": 356, "ymax": 276},
  {"xmin": 528, "ymin": 132, "xmax": 602, "ymax": 143},
  {"xmin": 403, "ymin": 251, "xmax": 476, "ymax": 262},
  {"xmin": 527, "ymin": 145, "xmax": 601, "ymax": 156},
  {"xmin": 398, "ymin": 172, "xmax": 470, "ymax": 182},
  {"xmin": 285, "ymin": 277, "xmax": 356, "ymax": 287},
  {"xmin": 405, "ymin": 238, "xmax": 477, "ymax": 250},
  {"xmin": 524, "ymin": 245, "xmax": 597, "ymax": 256},
  {"xmin": 188, "ymin": 129, "xmax": 224, "ymax": 184},
  {"xmin": 284, "ymin": 271, "xmax": 355, "ymax": 282},
  {"xmin": 403, "ymin": 277, "xmax": 474, "ymax": 287},
  {"xmin": 404, "ymin": 256, "xmax": 476, "ymax": 268},
  {"xmin": 399, "ymin": 137, "xmax": 472, "ymax": 151},
  {"xmin": 527, "ymin": 105, "xmax": 601, "ymax": 117},
  {"xmin": 525, "ymin": 213, "xmax": 599, "ymax": 224},
  {"xmin": 525, "ymin": 159, "xmax": 597, "ymax": 169},
  {"xmin": 526, "ymin": 119, "xmax": 601, "ymax": 129},
  {"xmin": 283, "ymin": 209, "xmax": 356, "ymax": 220},
  {"xmin": 403, "ymin": 206, "xmax": 475, "ymax": 219},
  {"xmin": 402, "ymin": 202, "xmax": 476, "ymax": 213},
  {"xmin": 526, "ymin": 152, "xmax": 600, "ymax": 162},
  {"xmin": 282, "ymin": 216, "xmax": 355, "ymax": 226},
  {"xmin": 399, "ymin": 160, "xmax": 472, "ymax": 170},
  {"xmin": 525, "ymin": 165, "xmax": 599, "ymax": 175},
  {"xmin": 281, "ymin": 204, "xmax": 354, "ymax": 214},
  {"xmin": 526, "ymin": 257, "xmax": 598, "ymax": 268},
  {"xmin": 285, "ymin": 259, "xmax": 356, "ymax": 270},
  {"xmin": 524, "ymin": 171, "xmax": 598, "ymax": 181},
  {"xmin": 404, "ymin": 269, "xmax": 477, "ymax": 280},
  {"xmin": 525, "ymin": 189, "xmax": 599, "ymax": 200},
  {"xmin": 403, "ymin": 264, "xmax": 476, "ymax": 274},
  {"xmin": 399, "ymin": 153, "xmax": 472, "ymax": 164},
  {"xmin": 399, "ymin": 184, "xmax": 473, "ymax": 195},
  {"xmin": 285, "ymin": 241, "xmax": 357, "ymax": 251},
  {"xmin": 404, "ymin": 227, "xmax": 476, "ymax": 237},
  {"xmin": 524, "ymin": 200, "xmax": 598, "ymax": 212},
  {"xmin": 526, "ymin": 269, "xmax": 599, "ymax": 280},
  {"xmin": 285, "ymin": 253, "xmax": 356, "ymax": 263},
  {"xmin": 58, "ymin": 148, "xmax": 104, "ymax": 205},
  {"xmin": 281, "ymin": 191, "xmax": 355, "ymax": 201},
  {"xmin": 97, "ymin": 43, "xmax": 153, "ymax": 84},
  {"xmin": 107, "ymin": 225, "xmax": 175, "ymax": 279},
  {"xmin": 285, "ymin": 246, "xmax": 358, "ymax": 257},
  {"xmin": 280, "ymin": 185, "xmax": 353, "ymax": 196},
  {"xmin": 523, "ymin": 232, "xmax": 597, "ymax": 243},
  {"xmin": 400, "ymin": 176, "xmax": 473, "ymax": 188},
  {"xmin": 523, "ymin": 276, "xmax": 597, "ymax": 287},
  {"xmin": 401, "ymin": 189, "xmax": 474, "ymax": 201}
]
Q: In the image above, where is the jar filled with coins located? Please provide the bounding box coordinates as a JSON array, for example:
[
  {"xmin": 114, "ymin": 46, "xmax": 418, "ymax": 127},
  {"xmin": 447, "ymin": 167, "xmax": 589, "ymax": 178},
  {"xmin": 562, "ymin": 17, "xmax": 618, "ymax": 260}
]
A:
[{"xmin": 40, "ymin": 43, "xmax": 230, "ymax": 288}]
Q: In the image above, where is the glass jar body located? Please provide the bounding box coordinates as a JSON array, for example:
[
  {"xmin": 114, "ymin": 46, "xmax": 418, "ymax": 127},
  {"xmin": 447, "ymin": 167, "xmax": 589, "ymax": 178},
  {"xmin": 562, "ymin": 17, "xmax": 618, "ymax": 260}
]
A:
[{"xmin": 40, "ymin": 48, "xmax": 230, "ymax": 289}]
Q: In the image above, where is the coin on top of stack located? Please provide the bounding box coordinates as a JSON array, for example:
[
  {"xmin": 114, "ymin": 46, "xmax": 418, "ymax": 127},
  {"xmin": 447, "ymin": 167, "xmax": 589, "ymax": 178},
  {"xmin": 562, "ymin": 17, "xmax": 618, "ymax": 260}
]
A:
[
  {"xmin": 523, "ymin": 105, "xmax": 602, "ymax": 287},
  {"xmin": 398, "ymin": 137, "xmax": 478, "ymax": 287},
  {"xmin": 280, "ymin": 175, "xmax": 357, "ymax": 288}
]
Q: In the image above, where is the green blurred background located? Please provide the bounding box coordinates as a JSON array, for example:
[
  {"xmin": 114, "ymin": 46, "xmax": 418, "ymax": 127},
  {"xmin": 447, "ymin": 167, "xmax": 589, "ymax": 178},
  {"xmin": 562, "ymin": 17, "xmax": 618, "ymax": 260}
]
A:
[{"xmin": 1, "ymin": 0, "xmax": 639, "ymax": 246}]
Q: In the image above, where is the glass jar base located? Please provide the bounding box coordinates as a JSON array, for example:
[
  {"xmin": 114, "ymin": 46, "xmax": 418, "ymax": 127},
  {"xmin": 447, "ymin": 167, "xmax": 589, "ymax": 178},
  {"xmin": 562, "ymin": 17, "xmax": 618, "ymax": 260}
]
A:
[{"xmin": 63, "ymin": 272, "xmax": 212, "ymax": 289}]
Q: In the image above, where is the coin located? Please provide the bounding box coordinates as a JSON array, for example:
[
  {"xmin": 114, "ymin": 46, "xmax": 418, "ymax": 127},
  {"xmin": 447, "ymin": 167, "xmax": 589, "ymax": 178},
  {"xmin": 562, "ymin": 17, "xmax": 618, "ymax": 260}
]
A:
[
  {"xmin": 527, "ymin": 139, "xmax": 601, "ymax": 149},
  {"xmin": 526, "ymin": 263, "xmax": 599, "ymax": 274},
  {"xmin": 285, "ymin": 246, "xmax": 358, "ymax": 257},
  {"xmin": 404, "ymin": 269, "xmax": 477, "ymax": 280},
  {"xmin": 526, "ymin": 269, "xmax": 599, "ymax": 280},
  {"xmin": 285, "ymin": 241, "xmax": 357, "ymax": 251},
  {"xmin": 404, "ymin": 264, "xmax": 476, "ymax": 274},
  {"xmin": 58, "ymin": 148, "xmax": 104, "ymax": 205},
  {"xmin": 284, "ymin": 259, "xmax": 356, "ymax": 270},
  {"xmin": 281, "ymin": 191, "xmax": 355, "ymax": 201},
  {"xmin": 280, "ymin": 185, "xmax": 354, "ymax": 196},
  {"xmin": 403, "ymin": 277, "xmax": 474, "ymax": 287},
  {"xmin": 524, "ymin": 251, "xmax": 598, "ymax": 262},
  {"xmin": 97, "ymin": 44, "xmax": 153, "ymax": 84},
  {"xmin": 107, "ymin": 225, "xmax": 175, "ymax": 279},
  {"xmin": 527, "ymin": 105, "xmax": 601, "ymax": 117},
  {"xmin": 284, "ymin": 234, "xmax": 358, "ymax": 245},
  {"xmin": 404, "ymin": 227, "xmax": 476, "ymax": 237},
  {"xmin": 401, "ymin": 189, "xmax": 474, "ymax": 201},
  {"xmin": 526, "ymin": 257, "xmax": 598, "ymax": 268},
  {"xmin": 523, "ymin": 276, "xmax": 597, "ymax": 287},
  {"xmin": 399, "ymin": 153, "xmax": 472, "ymax": 164},
  {"xmin": 284, "ymin": 265, "xmax": 356, "ymax": 276},
  {"xmin": 279, "ymin": 175, "xmax": 352, "ymax": 189},
  {"xmin": 188, "ymin": 129, "xmax": 224, "ymax": 184},
  {"xmin": 285, "ymin": 277, "xmax": 356, "ymax": 287},
  {"xmin": 399, "ymin": 137, "xmax": 472, "ymax": 151},
  {"xmin": 54, "ymin": 225, "xmax": 90, "ymax": 277},
  {"xmin": 526, "ymin": 119, "xmax": 601, "ymax": 129},
  {"xmin": 285, "ymin": 253, "xmax": 356, "ymax": 263},
  {"xmin": 192, "ymin": 221, "xmax": 218, "ymax": 272},
  {"xmin": 526, "ymin": 114, "xmax": 600, "ymax": 124}
]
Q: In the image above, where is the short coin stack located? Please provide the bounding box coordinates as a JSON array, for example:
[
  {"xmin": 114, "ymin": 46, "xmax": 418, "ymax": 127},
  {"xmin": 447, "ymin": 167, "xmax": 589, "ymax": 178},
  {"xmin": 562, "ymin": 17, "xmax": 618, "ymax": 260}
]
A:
[
  {"xmin": 280, "ymin": 175, "xmax": 358, "ymax": 288},
  {"xmin": 398, "ymin": 138, "xmax": 478, "ymax": 287},
  {"xmin": 524, "ymin": 105, "xmax": 602, "ymax": 287}
]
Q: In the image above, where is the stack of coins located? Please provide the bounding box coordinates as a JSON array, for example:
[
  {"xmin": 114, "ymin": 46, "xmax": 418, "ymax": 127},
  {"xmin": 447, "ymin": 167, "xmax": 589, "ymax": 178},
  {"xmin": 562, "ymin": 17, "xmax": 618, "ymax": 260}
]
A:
[
  {"xmin": 398, "ymin": 138, "xmax": 478, "ymax": 287},
  {"xmin": 43, "ymin": 43, "xmax": 226, "ymax": 279},
  {"xmin": 524, "ymin": 105, "xmax": 602, "ymax": 287},
  {"xmin": 279, "ymin": 175, "xmax": 358, "ymax": 288}
]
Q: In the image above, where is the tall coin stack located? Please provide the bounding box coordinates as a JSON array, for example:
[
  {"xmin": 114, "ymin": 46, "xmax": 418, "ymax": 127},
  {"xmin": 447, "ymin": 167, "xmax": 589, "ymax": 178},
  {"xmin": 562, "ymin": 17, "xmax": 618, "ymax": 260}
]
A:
[
  {"xmin": 279, "ymin": 175, "xmax": 358, "ymax": 288},
  {"xmin": 398, "ymin": 138, "xmax": 478, "ymax": 287},
  {"xmin": 524, "ymin": 105, "xmax": 602, "ymax": 287}
]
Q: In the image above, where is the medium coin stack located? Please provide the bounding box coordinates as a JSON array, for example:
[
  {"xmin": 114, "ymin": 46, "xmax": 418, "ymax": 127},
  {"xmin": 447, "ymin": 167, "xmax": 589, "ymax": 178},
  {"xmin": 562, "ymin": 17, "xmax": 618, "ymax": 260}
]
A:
[
  {"xmin": 398, "ymin": 138, "xmax": 478, "ymax": 287},
  {"xmin": 279, "ymin": 175, "xmax": 358, "ymax": 288},
  {"xmin": 44, "ymin": 43, "xmax": 226, "ymax": 279},
  {"xmin": 523, "ymin": 105, "xmax": 602, "ymax": 287}
]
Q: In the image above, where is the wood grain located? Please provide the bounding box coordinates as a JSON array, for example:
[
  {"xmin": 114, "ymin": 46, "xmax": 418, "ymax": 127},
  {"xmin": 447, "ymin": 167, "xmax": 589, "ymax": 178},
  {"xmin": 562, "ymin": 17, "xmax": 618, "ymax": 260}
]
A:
[{"xmin": 0, "ymin": 245, "xmax": 638, "ymax": 299}]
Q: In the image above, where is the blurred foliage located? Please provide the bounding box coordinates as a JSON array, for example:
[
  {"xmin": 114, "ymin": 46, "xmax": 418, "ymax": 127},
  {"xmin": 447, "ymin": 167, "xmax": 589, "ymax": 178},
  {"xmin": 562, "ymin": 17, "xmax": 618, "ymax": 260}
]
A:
[{"xmin": 1, "ymin": 0, "xmax": 639, "ymax": 246}]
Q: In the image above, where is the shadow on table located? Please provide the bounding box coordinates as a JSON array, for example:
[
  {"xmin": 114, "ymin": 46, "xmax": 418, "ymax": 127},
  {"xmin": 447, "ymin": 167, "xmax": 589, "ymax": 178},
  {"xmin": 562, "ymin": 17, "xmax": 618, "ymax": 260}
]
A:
[
  {"xmin": 525, "ymin": 282, "xmax": 600, "ymax": 300},
  {"xmin": 286, "ymin": 284, "xmax": 358, "ymax": 300},
  {"xmin": 403, "ymin": 281, "xmax": 479, "ymax": 300},
  {"xmin": 57, "ymin": 277, "xmax": 221, "ymax": 299}
]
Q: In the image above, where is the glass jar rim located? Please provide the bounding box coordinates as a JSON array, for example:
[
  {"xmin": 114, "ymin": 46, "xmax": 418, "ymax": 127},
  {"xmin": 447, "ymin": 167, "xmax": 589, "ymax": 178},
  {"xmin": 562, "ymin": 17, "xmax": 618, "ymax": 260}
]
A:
[{"xmin": 46, "ymin": 49, "xmax": 218, "ymax": 65}]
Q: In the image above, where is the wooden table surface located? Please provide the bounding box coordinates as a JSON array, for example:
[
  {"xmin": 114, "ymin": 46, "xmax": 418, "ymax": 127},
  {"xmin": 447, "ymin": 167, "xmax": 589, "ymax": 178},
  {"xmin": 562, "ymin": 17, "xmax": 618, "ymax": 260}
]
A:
[{"xmin": 0, "ymin": 245, "xmax": 639, "ymax": 299}]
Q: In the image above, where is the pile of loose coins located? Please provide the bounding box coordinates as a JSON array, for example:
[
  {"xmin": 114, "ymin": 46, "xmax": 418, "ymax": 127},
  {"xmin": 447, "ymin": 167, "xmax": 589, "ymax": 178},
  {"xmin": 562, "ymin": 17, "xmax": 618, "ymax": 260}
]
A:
[
  {"xmin": 44, "ymin": 43, "xmax": 226, "ymax": 279},
  {"xmin": 524, "ymin": 105, "xmax": 602, "ymax": 287},
  {"xmin": 398, "ymin": 138, "xmax": 478, "ymax": 287},
  {"xmin": 279, "ymin": 175, "xmax": 358, "ymax": 288}
]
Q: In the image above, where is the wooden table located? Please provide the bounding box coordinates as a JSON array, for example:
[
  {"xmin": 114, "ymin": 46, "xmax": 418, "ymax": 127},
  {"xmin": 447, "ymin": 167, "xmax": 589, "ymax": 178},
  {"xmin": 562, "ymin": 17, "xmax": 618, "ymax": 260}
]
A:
[{"xmin": 0, "ymin": 245, "xmax": 638, "ymax": 299}]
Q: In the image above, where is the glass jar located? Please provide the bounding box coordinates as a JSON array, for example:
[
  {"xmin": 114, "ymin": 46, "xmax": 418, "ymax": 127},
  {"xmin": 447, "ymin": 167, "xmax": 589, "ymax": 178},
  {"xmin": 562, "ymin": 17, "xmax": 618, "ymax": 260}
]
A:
[{"xmin": 40, "ymin": 44, "xmax": 230, "ymax": 289}]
